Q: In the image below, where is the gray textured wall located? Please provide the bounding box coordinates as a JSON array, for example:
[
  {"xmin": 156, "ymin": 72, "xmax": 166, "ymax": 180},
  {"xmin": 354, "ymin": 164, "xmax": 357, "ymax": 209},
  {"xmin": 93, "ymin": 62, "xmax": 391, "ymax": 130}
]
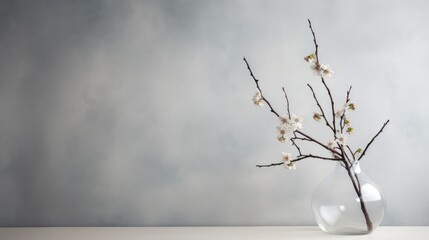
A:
[{"xmin": 0, "ymin": 0, "xmax": 428, "ymax": 226}]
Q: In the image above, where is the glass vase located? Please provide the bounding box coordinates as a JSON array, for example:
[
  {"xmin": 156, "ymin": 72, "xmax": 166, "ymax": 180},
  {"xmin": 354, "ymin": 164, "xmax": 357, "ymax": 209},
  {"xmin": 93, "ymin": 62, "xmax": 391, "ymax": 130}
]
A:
[{"xmin": 311, "ymin": 161, "xmax": 385, "ymax": 235}]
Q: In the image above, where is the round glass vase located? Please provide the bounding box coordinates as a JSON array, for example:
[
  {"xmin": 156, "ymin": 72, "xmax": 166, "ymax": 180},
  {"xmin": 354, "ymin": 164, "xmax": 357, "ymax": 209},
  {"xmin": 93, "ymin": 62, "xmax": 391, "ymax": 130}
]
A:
[{"xmin": 311, "ymin": 161, "xmax": 385, "ymax": 235}]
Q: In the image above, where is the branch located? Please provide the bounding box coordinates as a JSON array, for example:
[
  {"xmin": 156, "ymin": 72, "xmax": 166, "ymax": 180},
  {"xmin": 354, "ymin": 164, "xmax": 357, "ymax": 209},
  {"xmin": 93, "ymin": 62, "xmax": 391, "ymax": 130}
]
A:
[
  {"xmin": 291, "ymin": 132, "xmax": 303, "ymax": 156},
  {"xmin": 296, "ymin": 130, "xmax": 341, "ymax": 156},
  {"xmin": 243, "ymin": 57, "xmax": 280, "ymax": 118},
  {"xmin": 307, "ymin": 19, "xmax": 319, "ymax": 64},
  {"xmin": 346, "ymin": 85, "xmax": 352, "ymax": 103},
  {"xmin": 339, "ymin": 143, "xmax": 352, "ymax": 166},
  {"xmin": 321, "ymin": 77, "xmax": 337, "ymax": 133},
  {"xmin": 340, "ymin": 114, "xmax": 346, "ymax": 133},
  {"xmin": 290, "ymin": 136, "xmax": 312, "ymax": 142},
  {"xmin": 307, "ymin": 19, "xmax": 337, "ymax": 132},
  {"xmin": 282, "ymin": 87, "xmax": 291, "ymax": 119},
  {"xmin": 256, "ymin": 162, "xmax": 284, "ymax": 168},
  {"xmin": 307, "ymin": 84, "xmax": 334, "ymax": 132},
  {"xmin": 256, "ymin": 154, "xmax": 340, "ymax": 168},
  {"xmin": 358, "ymin": 120, "xmax": 390, "ymax": 161},
  {"xmin": 340, "ymin": 86, "xmax": 352, "ymax": 133},
  {"xmin": 346, "ymin": 145, "xmax": 356, "ymax": 161},
  {"xmin": 293, "ymin": 154, "xmax": 339, "ymax": 162}
]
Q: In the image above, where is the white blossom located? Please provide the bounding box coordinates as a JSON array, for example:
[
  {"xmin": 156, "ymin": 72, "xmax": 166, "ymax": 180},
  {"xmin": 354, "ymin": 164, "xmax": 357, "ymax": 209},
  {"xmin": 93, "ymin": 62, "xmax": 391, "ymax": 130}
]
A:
[
  {"xmin": 310, "ymin": 63, "xmax": 334, "ymax": 78},
  {"xmin": 276, "ymin": 114, "xmax": 297, "ymax": 143},
  {"xmin": 335, "ymin": 103, "xmax": 357, "ymax": 118},
  {"xmin": 336, "ymin": 133, "xmax": 347, "ymax": 146},
  {"xmin": 279, "ymin": 115, "xmax": 289, "ymax": 125},
  {"xmin": 310, "ymin": 64, "xmax": 321, "ymax": 76},
  {"xmin": 282, "ymin": 152, "xmax": 296, "ymax": 169},
  {"xmin": 327, "ymin": 140, "xmax": 341, "ymax": 159},
  {"xmin": 327, "ymin": 140, "xmax": 336, "ymax": 150},
  {"xmin": 252, "ymin": 91, "xmax": 263, "ymax": 106},
  {"xmin": 277, "ymin": 125, "xmax": 287, "ymax": 135},
  {"xmin": 319, "ymin": 64, "xmax": 334, "ymax": 78},
  {"xmin": 335, "ymin": 105, "xmax": 346, "ymax": 118},
  {"xmin": 277, "ymin": 135, "xmax": 287, "ymax": 143},
  {"xmin": 276, "ymin": 125, "xmax": 289, "ymax": 143},
  {"xmin": 282, "ymin": 152, "xmax": 292, "ymax": 162},
  {"xmin": 291, "ymin": 113, "xmax": 303, "ymax": 130}
]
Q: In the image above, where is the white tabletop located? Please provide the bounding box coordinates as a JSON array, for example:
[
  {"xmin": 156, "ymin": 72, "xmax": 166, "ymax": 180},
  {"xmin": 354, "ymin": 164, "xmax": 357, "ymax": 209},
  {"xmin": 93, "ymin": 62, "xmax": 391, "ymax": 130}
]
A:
[{"xmin": 0, "ymin": 226, "xmax": 428, "ymax": 240}]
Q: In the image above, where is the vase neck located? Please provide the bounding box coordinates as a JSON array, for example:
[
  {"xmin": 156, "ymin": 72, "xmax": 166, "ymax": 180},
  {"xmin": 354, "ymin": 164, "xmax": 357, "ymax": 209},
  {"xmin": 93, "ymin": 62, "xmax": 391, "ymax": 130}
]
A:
[{"xmin": 335, "ymin": 161, "xmax": 362, "ymax": 174}]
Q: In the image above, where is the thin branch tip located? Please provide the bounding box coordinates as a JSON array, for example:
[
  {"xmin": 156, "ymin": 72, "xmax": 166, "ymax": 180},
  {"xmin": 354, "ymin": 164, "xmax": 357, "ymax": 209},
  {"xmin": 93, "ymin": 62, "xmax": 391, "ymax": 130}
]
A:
[{"xmin": 357, "ymin": 120, "xmax": 391, "ymax": 161}]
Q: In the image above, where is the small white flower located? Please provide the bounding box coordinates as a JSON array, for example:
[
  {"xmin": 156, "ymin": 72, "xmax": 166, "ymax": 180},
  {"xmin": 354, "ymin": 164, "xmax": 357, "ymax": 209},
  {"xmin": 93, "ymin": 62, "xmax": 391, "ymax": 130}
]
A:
[
  {"xmin": 279, "ymin": 115, "xmax": 289, "ymax": 125},
  {"xmin": 277, "ymin": 135, "xmax": 287, "ymax": 143},
  {"xmin": 319, "ymin": 64, "xmax": 334, "ymax": 78},
  {"xmin": 335, "ymin": 106, "xmax": 346, "ymax": 118},
  {"xmin": 277, "ymin": 125, "xmax": 287, "ymax": 135},
  {"xmin": 277, "ymin": 114, "xmax": 297, "ymax": 136},
  {"xmin": 277, "ymin": 124, "xmax": 293, "ymax": 135},
  {"xmin": 327, "ymin": 140, "xmax": 336, "ymax": 150},
  {"xmin": 282, "ymin": 152, "xmax": 296, "ymax": 169},
  {"xmin": 335, "ymin": 103, "xmax": 353, "ymax": 118},
  {"xmin": 336, "ymin": 133, "xmax": 347, "ymax": 146},
  {"xmin": 327, "ymin": 140, "xmax": 340, "ymax": 158},
  {"xmin": 276, "ymin": 125, "xmax": 290, "ymax": 143},
  {"xmin": 252, "ymin": 91, "xmax": 263, "ymax": 106},
  {"xmin": 310, "ymin": 63, "xmax": 334, "ymax": 78},
  {"xmin": 282, "ymin": 152, "xmax": 292, "ymax": 162},
  {"xmin": 310, "ymin": 64, "xmax": 321, "ymax": 76},
  {"xmin": 291, "ymin": 113, "xmax": 303, "ymax": 129}
]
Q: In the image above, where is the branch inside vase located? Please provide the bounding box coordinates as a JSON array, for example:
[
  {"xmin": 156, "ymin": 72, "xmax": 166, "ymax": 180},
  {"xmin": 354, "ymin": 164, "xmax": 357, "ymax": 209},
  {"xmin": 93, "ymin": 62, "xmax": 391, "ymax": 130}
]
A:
[{"xmin": 346, "ymin": 166, "xmax": 373, "ymax": 232}]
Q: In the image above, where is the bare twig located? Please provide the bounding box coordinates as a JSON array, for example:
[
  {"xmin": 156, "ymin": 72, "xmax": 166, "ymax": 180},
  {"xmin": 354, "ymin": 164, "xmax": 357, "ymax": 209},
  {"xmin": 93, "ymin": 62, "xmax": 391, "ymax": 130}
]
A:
[
  {"xmin": 340, "ymin": 86, "xmax": 353, "ymax": 133},
  {"xmin": 256, "ymin": 162, "xmax": 284, "ymax": 168},
  {"xmin": 293, "ymin": 154, "xmax": 339, "ymax": 162},
  {"xmin": 346, "ymin": 85, "xmax": 352, "ymax": 102},
  {"xmin": 291, "ymin": 132, "xmax": 303, "ymax": 156},
  {"xmin": 346, "ymin": 145, "xmax": 356, "ymax": 161},
  {"xmin": 322, "ymin": 78, "xmax": 337, "ymax": 133},
  {"xmin": 307, "ymin": 19, "xmax": 337, "ymax": 133},
  {"xmin": 243, "ymin": 57, "xmax": 280, "ymax": 118},
  {"xmin": 307, "ymin": 19, "xmax": 320, "ymax": 64},
  {"xmin": 290, "ymin": 136, "xmax": 312, "ymax": 142},
  {"xmin": 337, "ymin": 142, "xmax": 352, "ymax": 167},
  {"xmin": 296, "ymin": 130, "xmax": 341, "ymax": 156},
  {"xmin": 282, "ymin": 87, "xmax": 291, "ymax": 119},
  {"xmin": 307, "ymin": 84, "xmax": 334, "ymax": 132},
  {"xmin": 256, "ymin": 154, "xmax": 340, "ymax": 168},
  {"xmin": 358, "ymin": 120, "xmax": 390, "ymax": 161}
]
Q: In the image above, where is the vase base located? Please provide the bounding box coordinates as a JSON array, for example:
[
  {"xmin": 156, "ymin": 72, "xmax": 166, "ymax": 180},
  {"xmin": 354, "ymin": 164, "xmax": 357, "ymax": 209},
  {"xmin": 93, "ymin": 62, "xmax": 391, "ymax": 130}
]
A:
[{"xmin": 320, "ymin": 227, "xmax": 372, "ymax": 235}]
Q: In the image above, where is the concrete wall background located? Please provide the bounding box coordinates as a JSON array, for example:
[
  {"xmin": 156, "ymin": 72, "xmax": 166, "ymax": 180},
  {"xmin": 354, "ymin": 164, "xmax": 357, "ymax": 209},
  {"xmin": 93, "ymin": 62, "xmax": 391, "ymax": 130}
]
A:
[{"xmin": 0, "ymin": 0, "xmax": 428, "ymax": 226}]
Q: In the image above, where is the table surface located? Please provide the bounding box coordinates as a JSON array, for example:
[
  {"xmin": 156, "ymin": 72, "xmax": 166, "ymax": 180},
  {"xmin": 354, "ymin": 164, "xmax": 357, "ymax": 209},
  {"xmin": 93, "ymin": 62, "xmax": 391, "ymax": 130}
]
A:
[{"xmin": 0, "ymin": 226, "xmax": 428, "ymax": 240}]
